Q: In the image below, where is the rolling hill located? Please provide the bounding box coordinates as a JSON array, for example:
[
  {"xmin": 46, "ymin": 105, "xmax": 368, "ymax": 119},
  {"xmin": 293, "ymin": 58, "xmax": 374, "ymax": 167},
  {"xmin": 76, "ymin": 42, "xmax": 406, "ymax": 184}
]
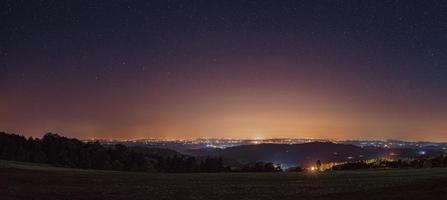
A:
[{"xmin": 187, "ymin": 142, "xmax": 385, "ymax": 166}]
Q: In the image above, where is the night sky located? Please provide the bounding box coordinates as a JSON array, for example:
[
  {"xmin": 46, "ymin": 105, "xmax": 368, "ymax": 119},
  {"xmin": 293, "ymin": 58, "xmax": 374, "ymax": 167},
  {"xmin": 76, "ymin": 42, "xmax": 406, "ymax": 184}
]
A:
[{"xmin": 1, "ymin": 0, "xmax": 447, "ymax": 141}]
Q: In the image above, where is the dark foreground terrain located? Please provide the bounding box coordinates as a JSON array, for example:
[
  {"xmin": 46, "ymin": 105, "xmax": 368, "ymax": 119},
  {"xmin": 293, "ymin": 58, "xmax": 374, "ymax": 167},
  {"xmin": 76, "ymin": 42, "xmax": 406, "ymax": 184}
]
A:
[{"xmin": 1, "ymin": 160, "xmax": 447, "ymax": 200}]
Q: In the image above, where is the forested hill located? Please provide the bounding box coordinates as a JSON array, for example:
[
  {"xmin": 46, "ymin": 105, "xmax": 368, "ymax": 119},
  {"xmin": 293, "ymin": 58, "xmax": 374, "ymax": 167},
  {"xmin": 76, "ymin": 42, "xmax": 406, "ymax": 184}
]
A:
[
  {"xmin": 0, "ymin": 132, "xmax": 225, "ymax": 173},
  {"xmin": 188, "ymin": 142, "xmax": 378, "ymax": 166}
]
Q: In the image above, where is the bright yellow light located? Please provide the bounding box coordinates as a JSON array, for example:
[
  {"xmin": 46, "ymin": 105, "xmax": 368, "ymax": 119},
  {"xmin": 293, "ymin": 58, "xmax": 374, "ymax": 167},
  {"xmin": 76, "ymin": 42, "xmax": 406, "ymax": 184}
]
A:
[{"xmin": 310, "ymin": 166, "xmax": 316, "ymax": 171}]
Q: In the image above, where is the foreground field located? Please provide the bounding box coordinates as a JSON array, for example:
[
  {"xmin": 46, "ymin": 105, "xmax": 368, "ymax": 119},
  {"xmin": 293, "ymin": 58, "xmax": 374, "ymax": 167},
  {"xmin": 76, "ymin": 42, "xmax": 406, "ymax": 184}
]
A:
[{"xmin": 1, "ymin": 160, "xmax": 447, "ymax": 200}]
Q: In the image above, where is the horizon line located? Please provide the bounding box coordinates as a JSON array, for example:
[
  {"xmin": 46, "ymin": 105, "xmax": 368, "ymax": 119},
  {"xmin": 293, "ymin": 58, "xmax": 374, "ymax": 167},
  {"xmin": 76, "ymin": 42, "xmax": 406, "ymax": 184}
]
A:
[{"xmin": 3, "ymin": 131, "xmax": 447, "ymax": 144}]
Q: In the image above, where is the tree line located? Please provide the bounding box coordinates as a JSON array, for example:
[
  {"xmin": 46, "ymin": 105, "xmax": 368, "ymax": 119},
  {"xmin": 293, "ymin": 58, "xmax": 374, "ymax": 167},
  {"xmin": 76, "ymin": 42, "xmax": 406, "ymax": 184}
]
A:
[
  {"xmin": 0, "ymin": 132, "xmax": 228, "ymax": 172},
  {"xmin": 0, "ymin": 132, "xmax": 285, "ymax": 173},
  {"xmin": 330, "ymin": 156, "xmax": 447, "ymax": 171}
]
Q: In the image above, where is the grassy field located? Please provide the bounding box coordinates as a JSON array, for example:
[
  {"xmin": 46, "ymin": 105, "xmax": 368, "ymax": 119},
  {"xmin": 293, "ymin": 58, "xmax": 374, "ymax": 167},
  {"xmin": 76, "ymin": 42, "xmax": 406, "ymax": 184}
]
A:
[{"xmin": 1, "ymin": 160, "xmax": 447, "ymax": 200}]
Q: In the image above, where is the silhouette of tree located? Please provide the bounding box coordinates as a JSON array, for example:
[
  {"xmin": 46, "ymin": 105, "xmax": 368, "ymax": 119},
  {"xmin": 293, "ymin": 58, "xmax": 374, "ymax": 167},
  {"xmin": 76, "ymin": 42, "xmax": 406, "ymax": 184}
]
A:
[{"xmin": 0, "ymin": 132, "xmax": 223, "ymax": 172}]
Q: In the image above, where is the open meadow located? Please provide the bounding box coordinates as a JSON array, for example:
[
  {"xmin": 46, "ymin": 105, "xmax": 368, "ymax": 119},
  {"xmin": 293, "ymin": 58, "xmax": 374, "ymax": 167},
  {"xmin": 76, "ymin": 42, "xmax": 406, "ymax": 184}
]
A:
[{"xmin": 1, "ymin": 160, "xmax": 447, "ymax": 200}]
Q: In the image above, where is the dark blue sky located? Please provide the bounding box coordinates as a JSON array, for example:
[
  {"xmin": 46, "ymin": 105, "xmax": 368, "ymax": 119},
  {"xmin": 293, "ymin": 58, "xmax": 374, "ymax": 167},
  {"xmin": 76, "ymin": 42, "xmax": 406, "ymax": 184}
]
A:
[{"xmin": 1, "ymin": 0, "xmax": 447, "ymax": 140}]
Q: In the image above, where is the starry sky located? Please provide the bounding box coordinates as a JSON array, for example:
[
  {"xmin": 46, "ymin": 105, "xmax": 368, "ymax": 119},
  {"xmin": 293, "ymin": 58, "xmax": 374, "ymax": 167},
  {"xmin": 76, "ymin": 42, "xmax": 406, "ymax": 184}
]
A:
[{"xmin": 1, "ymin": 0, "xmax": 447, "ymax": 141}]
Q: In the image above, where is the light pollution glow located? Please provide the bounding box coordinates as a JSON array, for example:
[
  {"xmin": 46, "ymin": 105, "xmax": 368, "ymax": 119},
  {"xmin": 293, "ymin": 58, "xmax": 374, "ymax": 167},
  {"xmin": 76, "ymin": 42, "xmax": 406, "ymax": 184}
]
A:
[
  {"xmin": 2, "ymin": 56, "xmax": 447, "ymax": 141},
  {"xmin": 1, "ymin": 1, "xmax": 446, "ymax": 141}
]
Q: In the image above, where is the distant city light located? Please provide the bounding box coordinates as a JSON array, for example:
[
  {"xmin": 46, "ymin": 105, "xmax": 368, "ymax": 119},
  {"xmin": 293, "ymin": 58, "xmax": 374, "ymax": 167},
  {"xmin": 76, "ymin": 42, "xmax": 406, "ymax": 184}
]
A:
[{"xmin": 84, "ymin": 138, "xmax": 447, "ymax": 154}]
